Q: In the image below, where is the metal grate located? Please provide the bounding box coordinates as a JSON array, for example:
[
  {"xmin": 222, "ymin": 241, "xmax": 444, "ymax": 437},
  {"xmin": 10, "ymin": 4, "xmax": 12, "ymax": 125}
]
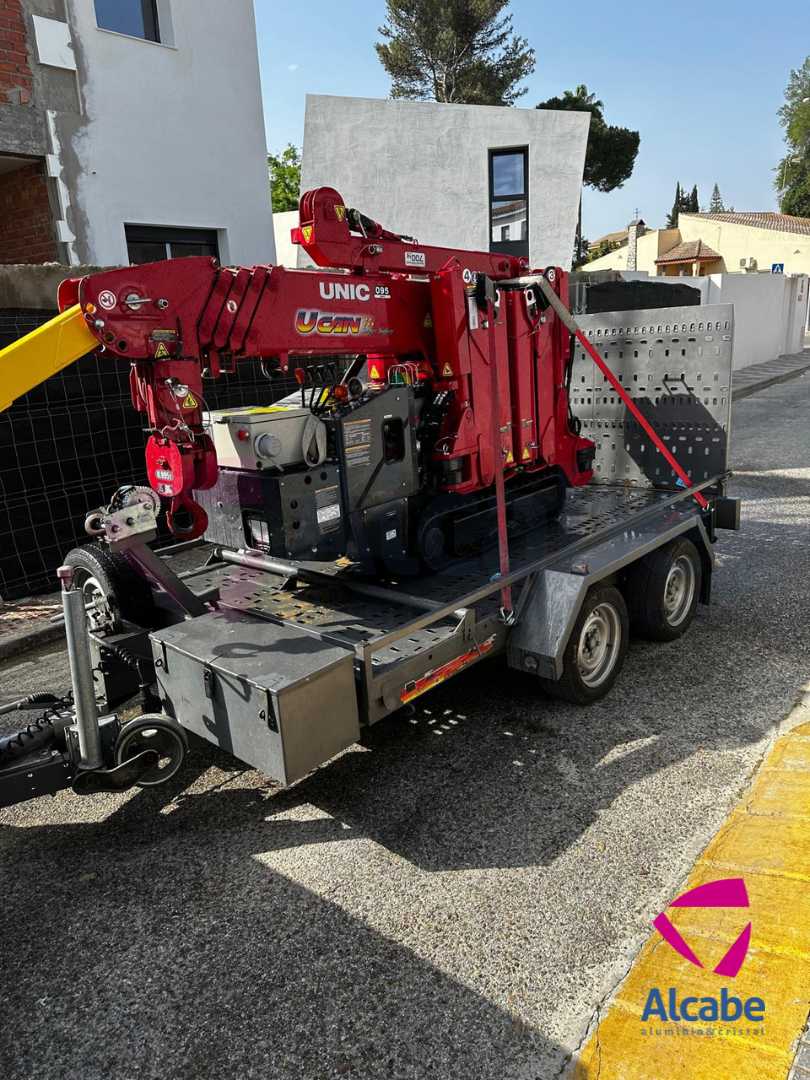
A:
[
  {"xmin": 0, "ymin": 309, "xmax": 304, "ymax": 599},
  {"xmin": 187, "ymin": 484, "xmax": 692, "ymax": 666},
  {"xmin": 570, "ymin": 304, "xmax": 734, "ymax": 488},
  {"xmin": 193, "ymin": 566, "xmax": 461, "ymax": 667}
]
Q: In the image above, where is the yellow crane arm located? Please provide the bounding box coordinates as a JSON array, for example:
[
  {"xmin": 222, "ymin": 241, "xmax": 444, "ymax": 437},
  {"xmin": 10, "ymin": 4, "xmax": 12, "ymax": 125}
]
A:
[{"xmin": 0, "ymin": 304, "xmax": 99, "ymax": 413}]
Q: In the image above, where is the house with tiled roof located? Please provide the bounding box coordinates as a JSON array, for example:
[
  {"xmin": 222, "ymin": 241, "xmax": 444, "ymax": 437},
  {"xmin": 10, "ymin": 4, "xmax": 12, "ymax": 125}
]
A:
[
  {"xmin": 654, "ymin": 238, "xmax": 723, "ymax": 275},
  {"xmin": 584, "ymin": 210, "xmax": 810, "ymax": 278}
]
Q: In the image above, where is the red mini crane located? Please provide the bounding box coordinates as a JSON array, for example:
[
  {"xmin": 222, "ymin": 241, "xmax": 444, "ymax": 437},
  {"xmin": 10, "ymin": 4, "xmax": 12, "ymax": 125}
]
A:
[{"xmin": 53, "ymin": 187, "xmax": 598, "ymax": 575}]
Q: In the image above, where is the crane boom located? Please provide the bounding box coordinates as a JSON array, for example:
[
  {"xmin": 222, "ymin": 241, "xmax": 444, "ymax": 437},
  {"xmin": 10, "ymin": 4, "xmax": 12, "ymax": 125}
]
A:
[{"xmin": 0, "ymin": 303, "xmax": 98, "ymax": 413}]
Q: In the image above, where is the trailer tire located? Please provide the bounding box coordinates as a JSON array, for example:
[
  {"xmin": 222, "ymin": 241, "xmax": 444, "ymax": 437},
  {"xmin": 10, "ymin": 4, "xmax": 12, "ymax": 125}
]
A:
[
  {"xmin": 625, "ymin": 538, "xmax": 701, "ymax": 642},
  {"xmin": 539, "ymin": 584, "xmax": 629, "ymax": 705},
  {"xmin": 63, "ymin": 543, "xmax": 155, "ymax": 631}
]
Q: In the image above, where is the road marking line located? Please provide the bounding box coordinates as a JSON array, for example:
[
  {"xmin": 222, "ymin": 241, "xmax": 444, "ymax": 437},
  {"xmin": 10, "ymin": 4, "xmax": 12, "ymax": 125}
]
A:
[{"xmin": 573, "ymin": 716, "xmax": 810, "ymax": 1079}]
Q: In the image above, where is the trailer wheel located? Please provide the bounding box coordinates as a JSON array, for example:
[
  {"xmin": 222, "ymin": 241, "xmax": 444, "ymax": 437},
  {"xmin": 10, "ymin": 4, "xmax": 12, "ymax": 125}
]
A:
[
  {"xmin": 63, "ymin": 542, "xmax": 155, "ymax": 631},
  {"xmin": 625, "ymin": 538, "xmax": 701, "ymax": 642},
  {"xmin": 539, "ymin": 584, "xmax": 629, "ymax": 704}
]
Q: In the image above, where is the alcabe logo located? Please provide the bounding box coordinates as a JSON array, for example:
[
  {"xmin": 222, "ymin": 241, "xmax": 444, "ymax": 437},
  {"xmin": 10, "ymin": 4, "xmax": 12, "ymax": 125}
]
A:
[
  {"xmin": 641, "ymin": 877, "xmax": 765, "ymax": 1028},
  {"xmin": 653, "ymin": 877, "xmax": 751, "ymax": 977}
]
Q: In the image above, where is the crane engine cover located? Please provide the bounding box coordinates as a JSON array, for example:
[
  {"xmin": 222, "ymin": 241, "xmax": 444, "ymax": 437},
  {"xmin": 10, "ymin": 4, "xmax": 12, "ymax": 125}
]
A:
[{"xmin": 56, "ymin": 186, "xmax": 596, "ymax": 570}]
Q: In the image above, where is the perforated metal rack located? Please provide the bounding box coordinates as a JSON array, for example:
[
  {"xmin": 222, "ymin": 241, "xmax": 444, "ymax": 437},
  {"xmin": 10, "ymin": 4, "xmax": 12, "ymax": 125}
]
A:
[{"xmin": 571, "ymin": 303, "xmax": 733, "ymax": 489}]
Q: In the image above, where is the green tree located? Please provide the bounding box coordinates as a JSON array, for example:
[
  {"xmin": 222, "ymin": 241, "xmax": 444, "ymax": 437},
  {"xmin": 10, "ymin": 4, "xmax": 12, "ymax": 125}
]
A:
[
  {"xmin": 776, "ymin": 56, "xmax": 810, "ymax": 217},
  {"xmin": 709, "ymin": 183, "xmax": 725, "ymax": 213},
  {"xmin": 573, "ymin": 236, "xmax": 589, "ymax": 269},
  {"xmin": 582, "ymin": 237, "xmax": 621, "ymax": 265},
  {"xmin": 375, "ymin": 0, "xmax": 535, "ymax": 105},
  {"xmin": 268, "ymin": 144, "xmax": 301, "ymax": 212},
  {"xmin": 536, "ymin": 85, "xmax": 639, "ymax": 192},
  {"xmin": 536, "ymin": 85, "xmax": 639, "ymax": 264},
  {"xmin": 666, "ymin": 182, "xmax": 682, "ymax": 228},
  {"xmin": 666, "ymin": 181, "xmax": 699, "ymax": 227}
]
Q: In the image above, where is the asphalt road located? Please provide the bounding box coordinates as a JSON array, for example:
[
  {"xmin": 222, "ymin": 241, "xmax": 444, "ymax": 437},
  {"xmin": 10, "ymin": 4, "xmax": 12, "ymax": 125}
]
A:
[{"xmin": 2, "ymin": 375, "xmax": 809, "ymax": 1080}]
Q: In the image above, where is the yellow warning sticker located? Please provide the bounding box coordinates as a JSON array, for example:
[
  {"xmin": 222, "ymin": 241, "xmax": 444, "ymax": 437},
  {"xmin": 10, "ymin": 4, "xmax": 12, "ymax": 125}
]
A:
[
  {"xmin": 522, "ymin": 447, "xmax": 531, "ymax": 460},
  {"xmin": 369, "ymin": 364, "xmax": 382, "ymax": 380},
  {"xmin": 441, "ymin": 362, "xmax": 453, "ymax": 377},
  {"xmin": 506, "ymin": 450, "xmax": 514, "ymax": 465},
  {"xmin": 301, "ymin": 225, "xmax": 313, "ymax": 243},
  {"xmin": 154, "ymin": 342, "xmax": 170, "ymax": 359},
  {"xmin": 182, "ymin": 393, "xmax": 198, "ymax": 410},
  {"xmin": 334, "ymin": 204, "xmax": 346, "ymax": 222},
  {"xmin": 423, "ymin": 314, "xmax": 433, "ymax": 329}
]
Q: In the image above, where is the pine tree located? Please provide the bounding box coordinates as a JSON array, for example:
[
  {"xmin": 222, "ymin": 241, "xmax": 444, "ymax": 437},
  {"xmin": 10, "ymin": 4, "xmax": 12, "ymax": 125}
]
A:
[
  {"xmin": 536, "ymin": 85, "xmax": 639, "ymax": 266},
  {"xmin": 536, "ymin": 86, "xmax": 639, "ymax": 192},
  {"xmin": 709, "ymin": 184, "xmax": 725, "ymax": 213},
  {"xmin": 375, "ymin": 0, "xmax": 535, "ymax": 105},
  {"xmin": 688, "ymin": 185, "xmax": 699, "ymax": 212}
]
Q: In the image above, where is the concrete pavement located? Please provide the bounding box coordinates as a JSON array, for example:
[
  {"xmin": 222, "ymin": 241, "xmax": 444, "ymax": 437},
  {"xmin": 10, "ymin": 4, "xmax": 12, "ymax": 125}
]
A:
[
  {"xmin": 732, "ymin": 348, "xmax": 810, "ymax": 401},
  {"xmin": 2, "ymin": 376, "xmax": 810, "ymax": 1079}
]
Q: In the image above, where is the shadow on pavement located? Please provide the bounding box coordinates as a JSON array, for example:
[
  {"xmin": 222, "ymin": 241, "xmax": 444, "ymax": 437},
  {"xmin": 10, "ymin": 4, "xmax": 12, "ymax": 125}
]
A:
[
  {"xmin": 0, "ymin": 762, "xmax": 569, "ymax": 1080},
  {"xmin": 3, "ymin": 383, "xmax": 810, "ymax": 1078}
]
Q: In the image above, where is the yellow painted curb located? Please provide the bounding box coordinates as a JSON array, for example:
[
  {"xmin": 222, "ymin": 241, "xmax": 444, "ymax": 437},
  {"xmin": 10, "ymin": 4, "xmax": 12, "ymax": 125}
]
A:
[{"xmin": 572, "ymin": 716, "xmax": 810, "ymax": 1079}]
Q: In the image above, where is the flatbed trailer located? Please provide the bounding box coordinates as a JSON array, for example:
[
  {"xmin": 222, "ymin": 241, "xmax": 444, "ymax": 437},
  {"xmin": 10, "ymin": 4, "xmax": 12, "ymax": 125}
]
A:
[
  {"xmin": 0, "ymin": 301, "xmax": 740, "ymax": 804},
  {"xmin": 138, "ymin": 477, "xmax": 732, "ymax": 780}
]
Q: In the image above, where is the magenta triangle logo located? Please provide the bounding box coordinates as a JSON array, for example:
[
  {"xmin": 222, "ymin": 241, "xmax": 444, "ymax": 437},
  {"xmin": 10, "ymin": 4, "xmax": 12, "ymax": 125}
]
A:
[{"xmin": 652, "ymin": 877, "xmax": 751, "ymax": 978}]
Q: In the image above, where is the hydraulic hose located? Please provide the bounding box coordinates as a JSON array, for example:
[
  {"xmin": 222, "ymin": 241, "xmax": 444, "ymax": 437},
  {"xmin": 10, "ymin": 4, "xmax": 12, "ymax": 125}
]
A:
[
  {"xmin": 0, "ymin": 711, "xmax": 66, "ymax": 762},
  {"xmin": 0, "ymin": 694, "xmax": 71, "ymax": 764},
  {"xmin": 0, "ymin": 692, "xmax": 61, "ymax": 717}
]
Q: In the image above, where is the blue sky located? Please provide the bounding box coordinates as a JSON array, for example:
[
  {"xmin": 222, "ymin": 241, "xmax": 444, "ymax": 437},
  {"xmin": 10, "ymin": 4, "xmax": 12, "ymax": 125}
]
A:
[{"xmin": 254, "ymin": 0, "xmax": 809, "ymax": 241}]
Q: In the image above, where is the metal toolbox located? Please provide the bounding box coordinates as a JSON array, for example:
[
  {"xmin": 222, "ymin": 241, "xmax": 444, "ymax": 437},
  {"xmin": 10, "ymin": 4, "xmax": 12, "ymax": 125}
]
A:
[{"xmin": 150, "ymin": 608, "xmax": 360, "ymax": 786}]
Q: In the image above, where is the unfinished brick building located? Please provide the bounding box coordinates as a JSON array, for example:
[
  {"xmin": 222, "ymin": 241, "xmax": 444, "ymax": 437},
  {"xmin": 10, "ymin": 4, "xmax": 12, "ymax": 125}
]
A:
[{"xmin": 0, "ymin": 0, "xmax": 60, "ymax": 264}]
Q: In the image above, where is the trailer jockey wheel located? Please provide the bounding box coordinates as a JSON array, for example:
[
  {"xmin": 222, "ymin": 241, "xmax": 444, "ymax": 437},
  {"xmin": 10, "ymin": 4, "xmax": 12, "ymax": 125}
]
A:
[
  {"xmin": 114, "ymin": 715, "xmax": 188, "ymax": 787},
  {"xmin": 63, "ymin": 543, "xmax": 155, "ymax": 631},
  {"xmin": 538, "ymin": 584, "xmax": 629, "ymax": 704},
  {"xmin": 625, "ymin": 538, "xmax": 702, "ymax": 642}
]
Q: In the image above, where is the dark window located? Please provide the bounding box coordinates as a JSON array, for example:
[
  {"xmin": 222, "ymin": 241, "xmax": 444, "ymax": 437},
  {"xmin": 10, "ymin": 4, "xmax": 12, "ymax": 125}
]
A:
[
  {"xmin": 489, "ymin": 148, "xmax": 528, "ymax": 259},
  {"xmin": 94, "ymin": 0, "xmax": 160, "ymax": 42},
  {"xmin": 125, "ymin": 224, "xmax": 219, "ymax": 265}
]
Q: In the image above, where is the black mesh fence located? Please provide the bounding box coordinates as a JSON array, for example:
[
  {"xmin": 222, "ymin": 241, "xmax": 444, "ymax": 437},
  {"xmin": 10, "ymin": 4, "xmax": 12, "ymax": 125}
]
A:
[{"xmin": 0, "ymin": 308, "xmax": 300, "ymax": 599}]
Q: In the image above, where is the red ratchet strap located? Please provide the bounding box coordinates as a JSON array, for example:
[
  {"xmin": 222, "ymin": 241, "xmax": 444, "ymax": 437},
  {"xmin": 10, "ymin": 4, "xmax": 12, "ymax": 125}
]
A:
[{"xmin": 533, "ymin": 276, "xmax": 709, "ymax": 511}]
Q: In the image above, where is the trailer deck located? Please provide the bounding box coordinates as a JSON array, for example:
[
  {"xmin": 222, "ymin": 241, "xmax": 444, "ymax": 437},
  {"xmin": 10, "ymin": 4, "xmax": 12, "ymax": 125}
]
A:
[
  {"xmin": 188, "ymin": 483, "xmax": 713, "ymax": 631},
  {"xmin": 165, "ymin": 477, "xmax": 725, "ymax": 729}
]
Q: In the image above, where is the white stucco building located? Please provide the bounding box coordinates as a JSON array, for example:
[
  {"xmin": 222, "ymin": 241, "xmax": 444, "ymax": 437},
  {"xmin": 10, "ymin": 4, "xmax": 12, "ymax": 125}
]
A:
[
  {"xmin": 300, "ymin": 95, "xmax": 589, "ymax": 271},
  {"xmin": 0, "ymin": 0, "xmax": 274, "ymax": 267}
]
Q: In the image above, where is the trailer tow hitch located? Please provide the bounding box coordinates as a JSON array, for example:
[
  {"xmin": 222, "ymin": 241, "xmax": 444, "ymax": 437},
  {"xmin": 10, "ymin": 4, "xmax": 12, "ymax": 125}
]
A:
[{"xmin": 0, "ymin": 561, "xmax": 187, "ymax": 810}]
